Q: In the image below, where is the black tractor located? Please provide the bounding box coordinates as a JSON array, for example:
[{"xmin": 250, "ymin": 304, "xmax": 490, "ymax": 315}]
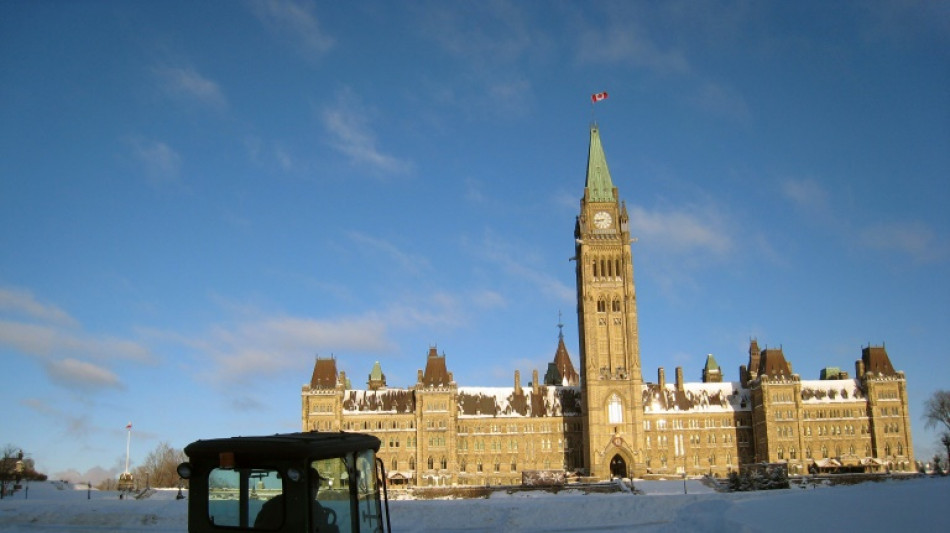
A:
[{"xmin": 178, "ymin": 432, "xmax": 391, "ymax": 532}]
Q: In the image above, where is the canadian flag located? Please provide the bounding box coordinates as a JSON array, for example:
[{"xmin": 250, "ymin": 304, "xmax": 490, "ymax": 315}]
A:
[
  {"xmin": 591, "ymin": 91, "xmax": 608, "ymax": 103},
  {"xmin": 126, "ymin": 422, "xmax": 132, "ymax": 430}
]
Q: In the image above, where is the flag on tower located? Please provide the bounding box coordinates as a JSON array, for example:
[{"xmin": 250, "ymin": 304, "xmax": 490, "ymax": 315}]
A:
[
  {"xmin": 591, "ymin": 91, "xmax": 608, "ymax": 103},
  {"xmin": 126, "ymin": 422, "xmax": 132, "ymax": 430}
]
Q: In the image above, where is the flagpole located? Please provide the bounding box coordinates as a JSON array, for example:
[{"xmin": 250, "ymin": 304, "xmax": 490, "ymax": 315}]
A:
[{"xmin": 125, "ymin": 423, "xmax": 131, "ymax": 474}]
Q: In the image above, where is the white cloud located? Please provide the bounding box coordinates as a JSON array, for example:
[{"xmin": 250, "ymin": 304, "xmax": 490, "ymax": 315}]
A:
[
  {"xmin": 859, "ymin": 220, "xmax": 944, "ymax": 264},
  {"xmin": 190, "ymin": 314, "xmax": 395, "ymax": 383},
  {"xmin": 628, "ymin": 205, "xmax": 733, "ymax": 256},
  {"xmin": 0, "ymin": 287, "xmax": 155, "ymax": 395},
  {"xmin": 781, "ymin": 178, "xmax": 831, "ymax": 214},
  {"xmin": 45, "ymin": 358, "xmax": 123, "ymax": 391},
  {"xmin": 689, "ymin": 80, "xmax": 751, "ymax": 123},
  {"xmin": 473, "ymin": 232, "xmax": 574, "ymax": 304},
  {"xmin": 575, "ymin": 18, "xmax": 690, "ymax": 75},
  {"xmin": 128, "ymin": 138, "xmax": 182, "ymax": 186},
  {"xmin": 0, "ymin": 320, "xmax": 153, "ymax": 364},
  {"xmin": 321, "ymin": 90, "xmax": 414, "ymax": 176},
  {"xmin": 249, "ymin": 0, "xmax": 334, "ymax": 58},
  {"xmin": 0, "ymin": 286, "xmax": 77, "ymax": 327},
  {"xmin": 346, "ymin": 231, "xmax": 431, "ymax": 275},
  {"xmin": 153, "ymin": 66, "xmax": 227, "ymax": 109}
]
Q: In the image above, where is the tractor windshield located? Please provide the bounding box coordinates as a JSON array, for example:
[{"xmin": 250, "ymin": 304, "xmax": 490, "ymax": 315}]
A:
[{"xmin": 310, "ymin": 449, "xmax": 384, "ymax": 533}]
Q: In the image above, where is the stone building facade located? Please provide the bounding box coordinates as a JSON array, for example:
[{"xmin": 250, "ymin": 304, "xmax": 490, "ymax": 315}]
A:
[{"xmin": 301, "ymin": 125, "xmax": 914, "ymax": 484}]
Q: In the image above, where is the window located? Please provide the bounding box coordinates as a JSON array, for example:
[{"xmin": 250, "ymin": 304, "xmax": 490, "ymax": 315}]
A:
[
  {"xmin": 608, "ymin": 394, "xmax": 623, "ymax": 424},
  {"xmin": 207, "ymin": 467, "xmax": 283, "ymax": 529}
]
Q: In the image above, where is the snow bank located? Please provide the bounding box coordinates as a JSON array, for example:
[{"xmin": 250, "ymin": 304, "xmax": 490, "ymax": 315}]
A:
[{"xmin": 0, "ymin": 477, "xmax": 944, "ymax": 532}]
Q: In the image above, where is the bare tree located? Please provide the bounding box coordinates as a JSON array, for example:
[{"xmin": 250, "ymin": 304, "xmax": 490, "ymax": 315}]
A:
[
  {"xmin": 924, "ymin": 390, "xmax": 950, "ymax": 467},
  {"xmin": 134, "ymin": 442, "xmax": 186, "ymax": 488}
]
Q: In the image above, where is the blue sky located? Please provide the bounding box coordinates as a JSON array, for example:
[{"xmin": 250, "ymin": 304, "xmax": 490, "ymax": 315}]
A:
[{"xmin": 1, "ymin": 1, "xmax": 948, "ymax": 481}]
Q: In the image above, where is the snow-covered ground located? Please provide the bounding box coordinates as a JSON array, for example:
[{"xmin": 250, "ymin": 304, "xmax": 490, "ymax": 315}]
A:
[{"xmin": 0, "ymin": 476, "xmax": 944, "ymax": 532}]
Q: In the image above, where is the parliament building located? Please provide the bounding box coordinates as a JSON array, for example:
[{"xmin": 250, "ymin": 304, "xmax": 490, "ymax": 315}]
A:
[{"xmin": 301, "ymin": 125, "xmax": 914, "ymax": 485}]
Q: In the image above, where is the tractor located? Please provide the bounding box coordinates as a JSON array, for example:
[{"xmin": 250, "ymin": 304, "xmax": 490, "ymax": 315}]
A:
[{"xmin": 178, "ymin": 431, "xmax": 391, "ymax": 532}]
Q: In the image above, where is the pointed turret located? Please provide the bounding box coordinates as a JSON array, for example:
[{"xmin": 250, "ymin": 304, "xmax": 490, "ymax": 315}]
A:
[
  {"xmin": 367, "ymin": 360, "xmax": 387, "ymax": 390},
  {"xmin": 309, "ymin": 356, "xmax": 339, "ymax": 389},
  {"xmin": 544, "ymin": 321, "xmax": 579, "ymax": 386},
  {"xmin": 585, "ymin": 124, "xmax": 616, "ymax": 202},
  {"xmin": 861, "ymin": 345, "xmax": 897, "ymax": 377},
  {"xmin": 702, "ymin": 354, "xmax": 723, "ymax": 383},
  {"xmin": 419, "ymin": 346, "xmax": 454, "ymax": 388}
]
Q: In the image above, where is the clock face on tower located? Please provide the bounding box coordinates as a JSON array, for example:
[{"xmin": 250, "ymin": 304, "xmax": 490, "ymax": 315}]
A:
[{"xmin": 593, "ymin": 211, "xmax": 612, "ymax": 229}]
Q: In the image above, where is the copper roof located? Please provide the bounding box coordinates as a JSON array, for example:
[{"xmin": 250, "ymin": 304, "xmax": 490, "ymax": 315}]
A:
[
  {"xmin": 759, "ymin": 348, "xmax": 792, "ymax": 378},
  {"xmin": 421, "ymin": 347, "xmax": 452, "ymax": 387},
  {"xmin": 544, "ymin": 335, "xmax": 579, "ymax": 386},
  {"xmin": 309, "ymin": 357, "xmax": 338, "ymax": 389},
  {"xmin": 862, "ymin": 346, "xmax": 897, "ymax": 376}
]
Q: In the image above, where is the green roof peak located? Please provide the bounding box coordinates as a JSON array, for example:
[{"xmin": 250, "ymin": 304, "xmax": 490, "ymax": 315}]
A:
[
  {"xmin": 585, "ymin": 124, "xmax": 615, "ymax": 202},
  {"xmin": 369, "ymin": 360, "xmax": 384, "ymax": 381}
]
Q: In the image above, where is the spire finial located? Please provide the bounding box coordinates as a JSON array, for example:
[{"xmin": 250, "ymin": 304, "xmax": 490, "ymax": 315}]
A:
[{"xmin": 557, "ymin": 310, "xmax": 564, "ymax": 340}]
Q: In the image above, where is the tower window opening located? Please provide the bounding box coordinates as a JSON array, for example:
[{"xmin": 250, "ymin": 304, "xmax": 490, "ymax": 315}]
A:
[{"xmin": 608, "ymin": 394, "xmax": 623, "ymax": 424}]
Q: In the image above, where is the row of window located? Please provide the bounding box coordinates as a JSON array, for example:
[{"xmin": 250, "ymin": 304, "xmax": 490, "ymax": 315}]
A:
[
  {"xmin": 646, "ymin": 432, "xmax": 745, "ymax": 449},
  {"xmin": 645, "ymin": 452, "xmax": 739, "ymax": 469},
  {"xmin": 458, "ymin": 422, "xmax": 577, "ymax": 435},
  {"xmin": 803, "ymin": 408, "xmax": 864, "ymax": 419},
  {"xmin": 591, "ymin": 258, "xmax": 624, "ymax": 279},
  {"xmin": 595, "ymin": 299, "xmax": 624, "ymax": 312},
  {"xmin": 644, "ymin": 417, "xmax": 748, "ymax": 431}
]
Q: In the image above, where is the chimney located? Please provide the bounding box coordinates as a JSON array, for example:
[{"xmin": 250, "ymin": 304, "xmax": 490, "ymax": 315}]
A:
[
  {"xmin": 532, "ymin": 369, "xmax": 540, "ymax": 394},
  {"xmin": 658, "ymin": 367, "xmax": 666, "ymax": 388},
  {"xmin": 855, "ymin": 359, "xmax": 865, "ymax": 379},
  {"xmin": 514, "ymin": 370, "xmax": 522, "ymax": 395},
  {"xmin": 675, "ymin": 366, "xmax": 684, "ymax": 392},
  {"xmin": 417, "ymin": 369, "xmax": 424, "ymax": 384}
]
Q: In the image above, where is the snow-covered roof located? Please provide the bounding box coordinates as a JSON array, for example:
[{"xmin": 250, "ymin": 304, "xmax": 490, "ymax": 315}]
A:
[
  {"xmin": 799, "ymin": 379, "xmax": 865, "ymax": 404},
  {"xmin": 341, "ymin": 389, "xmax": 415, "ymax": 414},
  {"xmin": 643, "ymin": 382, "xmax": 751, "ymax": 413},
  {"xmin": 457, "ymin": 386, "xmax": 582, "ymax": 418}
]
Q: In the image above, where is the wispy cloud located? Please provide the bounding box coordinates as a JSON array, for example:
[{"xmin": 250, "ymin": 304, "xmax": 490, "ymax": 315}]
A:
[
  {"xmin": 45, "ymin": 358, "xmax": 123, "ymax": 391},
  {"xmin": 153, "ymin": 65, "xmax": 227, "ymax": 109},
  {"xmin": 0, "ymin": 321, "xmax": 153, "ymax": 363},
  {"xmin": 574, "ymin": 13, "xmax": 690, "ymax": 75},
  {"xmin": 689, "ymin": 80, "xmax": 751, "ymax": 124},
  {"xmin": 414, "ymin": 1, "xmax": 544, "ymax": 116},
  {"xmin": 321, "ymin": 89, "xmax": 414, "ymax": 176},
  {"xmin": 781, "ymin": 177, "xmax": 831, "ymax": 215},
  {"xmin": 628, "ymin": 204, "xmax": 734, "ymax": 257},
  {"xmin": 186, "ymin": 314, "xmax": 395, "ymax": 383},
  {"xmin": 471, "ymin": 232, "xmax": 574, "ymax": 303},
  {"xmin": 859, "ymin": 220, "xmax": 945, "ymax": 264},
  {"xmin": 248, "ymin": 0, "xmax": 334, "ymax": 59},
  {"xmin": 0, "ymin": 286, "xmax": 77, "ymax": 327},
  {"xmin": 127, "ymin": 137, "xmax": 182, "ymax": 186},
  {"xmin": 0, "ymin": 287, "xmax": 155, "ymax": 393},
  {"xmin": 346, "ymin": 231, "xmax": 431, "ymax": 275}
]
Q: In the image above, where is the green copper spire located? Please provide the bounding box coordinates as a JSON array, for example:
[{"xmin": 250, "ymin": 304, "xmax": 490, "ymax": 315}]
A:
[{"xmin": 585, "ymin": 124, "xmax": 615, "ymax": 202}]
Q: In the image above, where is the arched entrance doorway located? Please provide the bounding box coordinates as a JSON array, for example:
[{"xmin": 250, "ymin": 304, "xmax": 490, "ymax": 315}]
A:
[{"xmin": 610, "ymin": 454, "xmax": 627, "ymax": 479}]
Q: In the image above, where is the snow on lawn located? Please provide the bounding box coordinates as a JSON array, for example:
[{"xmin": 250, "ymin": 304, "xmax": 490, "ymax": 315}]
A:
[{"xmin": 0, "ymin": 477, "xmax": 945, "ymax": 532}]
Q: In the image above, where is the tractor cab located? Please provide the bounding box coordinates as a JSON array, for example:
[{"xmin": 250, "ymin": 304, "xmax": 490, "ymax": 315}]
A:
[{"xmin": 178, "ymin": 432, "xmax": 391, "ymax": 533}]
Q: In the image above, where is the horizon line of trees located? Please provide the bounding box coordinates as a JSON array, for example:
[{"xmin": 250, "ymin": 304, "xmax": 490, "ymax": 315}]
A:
[{"xmin": 97, "ymin": 441, "xmax": 186, "ymax": 490}]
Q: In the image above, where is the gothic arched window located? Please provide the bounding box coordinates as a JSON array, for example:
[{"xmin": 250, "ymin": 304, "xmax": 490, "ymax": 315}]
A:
[{"xmin": 608, "ymin": 394, "xmax": 623, "ymax": 424}]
